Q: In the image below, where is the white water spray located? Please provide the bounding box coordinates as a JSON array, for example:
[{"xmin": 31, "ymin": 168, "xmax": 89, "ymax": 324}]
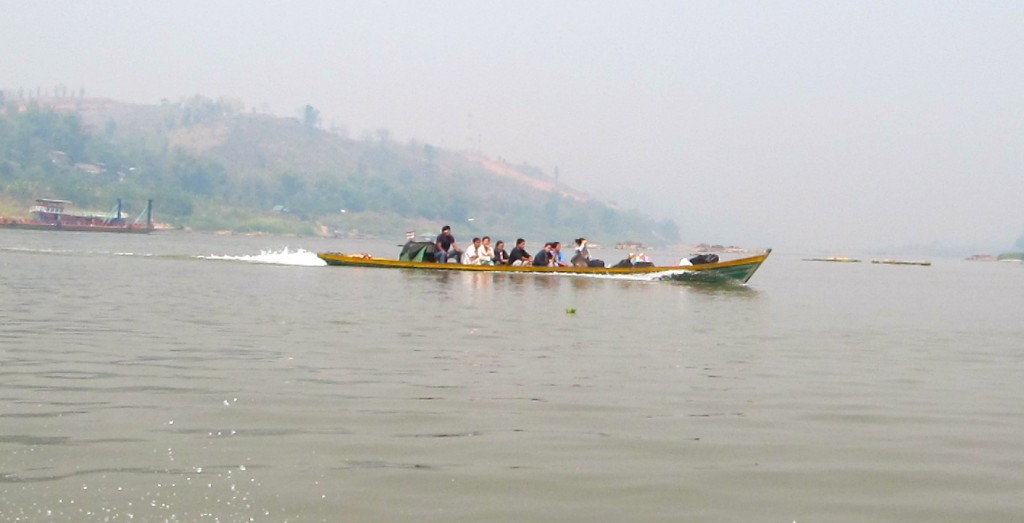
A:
[{"xmin": 197, "ymin": 247, "xmax": 326, "ymax": 266}]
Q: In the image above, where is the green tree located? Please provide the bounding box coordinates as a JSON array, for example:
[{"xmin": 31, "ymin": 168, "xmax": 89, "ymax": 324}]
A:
[
  {"xmin": 303, "ymin": 105, "xmax": 320, "ymax": 128},
  {"xmin": 423, "ymin": 144, "xmax": 438, "ymax": 163},
  {"xmin": 446, "ymin": 194, "xmax": 470, "ymax": 222},
  {"xmin": 173, "ymin": 153, "xmax": 228, "ymax": 197},
  {"xmin": 54, "ymin": 113, "xmax": 89, "ymax": 161},
  {"xmin": 544, "ymin": 193, "xmax": 560, "ymax": 219},
  {"xmin": 104, "ymin": 119, "xmax": 117, "ymax": 140},
  {"xmin": 277, "ymin": 172, "xmax": 306, "ymax": 199},
  {"xmin": 238, "ymin": 175, "xmax": 272, "ymax": 207}
]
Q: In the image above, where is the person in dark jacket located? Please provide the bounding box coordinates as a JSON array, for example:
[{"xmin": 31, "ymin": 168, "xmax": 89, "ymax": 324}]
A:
[
  {"xmin": 508, "ymin": 238, "xmax": 531, "ymax": 266},
  {"xmin": 493, "ymin": 240, "xmax": 510, "ymax": 265},
  {"xmin": 434, "ymin": 225, "xmax": 462, "ymax": 263},
  {"xmin": 533, "ymin": 243, "xmax": 555, "ymax": 267}
]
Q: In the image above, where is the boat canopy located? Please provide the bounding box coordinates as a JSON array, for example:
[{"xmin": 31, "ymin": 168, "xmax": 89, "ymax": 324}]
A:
[{"xmin": 399, "ymin": 241, "xmax": 438, "ymax": 262}]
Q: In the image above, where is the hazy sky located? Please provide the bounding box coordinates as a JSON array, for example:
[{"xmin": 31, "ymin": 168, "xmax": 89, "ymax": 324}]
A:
[{"xmin": 4, "ymin": 1, "xmax": 1022, "ymax": 251}]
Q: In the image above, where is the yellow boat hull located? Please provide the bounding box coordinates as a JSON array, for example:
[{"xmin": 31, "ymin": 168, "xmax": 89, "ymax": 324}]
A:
[{"xmin": 318, "ymin": 249, "xmax": 771, "ymax": 284}]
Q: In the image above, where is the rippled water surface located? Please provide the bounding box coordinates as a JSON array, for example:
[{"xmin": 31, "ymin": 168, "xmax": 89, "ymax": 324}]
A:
[{"xmin": 2, "ymin": 230, "xmax": 1023, "ymax": 522}]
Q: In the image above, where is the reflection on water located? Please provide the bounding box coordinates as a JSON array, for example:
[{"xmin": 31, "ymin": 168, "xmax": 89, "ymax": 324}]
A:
[
  {"xmin": 676, "ymin": 280, "xmax": 761, "ymax": 298},
  {"xmin": 467, "ymin": 271, "xmax": 493, "ymax": 291}
]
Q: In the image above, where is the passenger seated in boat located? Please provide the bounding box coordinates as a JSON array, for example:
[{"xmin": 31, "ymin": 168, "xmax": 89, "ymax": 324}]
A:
[
  {"xmin": 462, "ymin": 237, "xmax": 483, "ymax": 265},
  {"xmin": 493, "ymin": 240, "xmax": 510, "ymax": 265},
  {"xmin": 571, "ymin": 237, "xmax": 605, "ymax": 268},
  {"xmin": 508, "ymin": 239, "xmax": 531, "ymax": 266},
  {"xmin": 551, "ymin": 241, "xmax": 570, "ymax": 267},
  {"xmin": 435, "ymin": 225, "xmax": 463, "ymax": 263},
  {"xmin": 532, "ymin": 242, "xmax": 556, "ymax": 267},
  {"xmin": 479, "ymin": 236, "xmax": 495, "ymax": 265}
]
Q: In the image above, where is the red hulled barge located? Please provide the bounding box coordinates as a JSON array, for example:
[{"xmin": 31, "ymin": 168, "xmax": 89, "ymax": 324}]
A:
[{"xmin": 0, "ymin": 198, "xmax": 154, "ymax": 233}]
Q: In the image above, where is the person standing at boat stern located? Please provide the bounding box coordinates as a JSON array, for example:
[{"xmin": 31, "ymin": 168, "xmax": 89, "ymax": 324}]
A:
[{"xmin": 435, "ymin": 225, "xmax": 462, "ymax": 263}]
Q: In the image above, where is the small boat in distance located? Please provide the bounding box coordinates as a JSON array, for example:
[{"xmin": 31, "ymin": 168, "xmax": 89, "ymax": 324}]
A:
[
  {"xmin": 616, "ymin": 241, "xmax": 651, "ymax": 251},
  {"xmin": 0, "ymin": 198, "xmax": 154, "ymax": 233},
  {"xmin": 319, "ymin": 243, "xmax": 772, "ymax": 284},
  {"xmin": 965, "ymin": 254, "xmax": 998, "ymax": 262},
  {"xmin": 871, "ymin": 259, "xmax": 931, "ymax": 266},
  {"xmin": 804, "ymin": 257, "xmax": 862, "ymax": 263}
]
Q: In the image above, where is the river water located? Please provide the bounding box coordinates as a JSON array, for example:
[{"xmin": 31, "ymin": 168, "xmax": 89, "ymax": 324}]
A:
[{"xmin": 2, "ymin": 230, "xmax": 1022, "ymax": 522}]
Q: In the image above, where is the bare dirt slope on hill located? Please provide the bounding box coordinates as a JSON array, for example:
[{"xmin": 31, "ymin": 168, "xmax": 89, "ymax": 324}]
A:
[{"xmin": 476, "ymin": 157, "xmax": 591, "ymax": 203}]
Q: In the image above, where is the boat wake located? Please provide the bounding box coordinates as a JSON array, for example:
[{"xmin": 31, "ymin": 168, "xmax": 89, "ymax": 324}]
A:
[
  {"xmin": 196, "ymin": 248, "xmax": 327, "ymax": 267},
  {"xmin": 564, "ymin": 268, "xmax": 740, "ymax": 284},
  {"xmin": 0, "ymin": 246, "xmax": 77, "ymax": 255},
  {"xmin": 555, "ymin": 268, "xmax": 696, "ymax": 282}
]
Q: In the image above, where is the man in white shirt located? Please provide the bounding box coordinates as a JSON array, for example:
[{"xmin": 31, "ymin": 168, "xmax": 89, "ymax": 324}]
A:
[{"xmin": 461, "ymin": 237, "xmax": 483, "ymax": 265}]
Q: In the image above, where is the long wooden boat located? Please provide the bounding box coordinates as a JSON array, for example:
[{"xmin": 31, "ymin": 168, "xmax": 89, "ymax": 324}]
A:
[{"xmin": 318, "ymin": 248, "xmax": 771, "ymax": 284}]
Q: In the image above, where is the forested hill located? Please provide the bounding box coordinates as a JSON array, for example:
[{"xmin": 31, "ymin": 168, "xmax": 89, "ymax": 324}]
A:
[{"xmin": 0, "ymin": 94, "xmax": 679, "ymax": 244}]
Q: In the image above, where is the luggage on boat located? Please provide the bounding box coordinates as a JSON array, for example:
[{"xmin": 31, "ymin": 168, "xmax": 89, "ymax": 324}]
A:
[
  {"xmin": 399, "ymin": 241, "xmax": 439, "ymax": 262},
  {"xmin": 689, "ymin": 253, "xmax": 720, "ymax": 265},
  {"xmin": 611, "ymin": 258, "xmax": 653, "ymax": 268},
  {"xmin": 611, "ymin": 258, "xmax": 632, "ymax": 268}
]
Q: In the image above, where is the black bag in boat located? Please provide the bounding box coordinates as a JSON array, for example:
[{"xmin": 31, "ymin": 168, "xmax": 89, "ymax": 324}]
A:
[
  {"xmin": 611, "ymin": 258, "xmax": 653, "ymax": 269},
  {"xmin": 399, "ymin": 241, "xmax": 439, "ymax": 262},
  {"xmin": 689, "ymin": 253, "xmax": 720, "ymax": 265}
]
